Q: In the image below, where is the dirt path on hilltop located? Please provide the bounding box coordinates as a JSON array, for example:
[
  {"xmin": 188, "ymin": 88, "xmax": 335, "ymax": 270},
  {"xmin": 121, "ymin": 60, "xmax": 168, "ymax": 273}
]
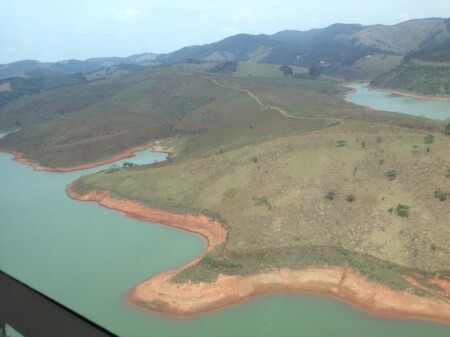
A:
[{"xmin": 206, "ymin": 77, "xmax": 343, "ymax": 124}]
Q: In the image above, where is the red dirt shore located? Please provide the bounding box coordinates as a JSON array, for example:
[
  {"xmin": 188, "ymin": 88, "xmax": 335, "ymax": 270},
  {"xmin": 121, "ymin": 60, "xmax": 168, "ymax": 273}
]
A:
[
  {"xmin": 66, "ymin": 187, "xmax": 450, "ymax": 323},
  {"xmin": 6, "ymin": 142, "xmax": 160, "ymax": 172},
  {"xmin": 368, "ymin": 86, "xmax": 450, "ymax": 101}
]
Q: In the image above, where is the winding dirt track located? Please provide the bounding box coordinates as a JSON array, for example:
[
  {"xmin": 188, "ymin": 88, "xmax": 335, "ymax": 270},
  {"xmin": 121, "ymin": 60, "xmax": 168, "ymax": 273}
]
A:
[{"xmin": 206, "ymin": 77, "xmax": 343, "ymax": 123}]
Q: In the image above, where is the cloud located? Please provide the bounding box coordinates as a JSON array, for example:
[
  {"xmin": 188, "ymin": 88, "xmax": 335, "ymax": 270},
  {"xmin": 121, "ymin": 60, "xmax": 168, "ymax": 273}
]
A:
[{"xmin": 116, "ymin": 8, "xmax": 142, "ymax": 21}]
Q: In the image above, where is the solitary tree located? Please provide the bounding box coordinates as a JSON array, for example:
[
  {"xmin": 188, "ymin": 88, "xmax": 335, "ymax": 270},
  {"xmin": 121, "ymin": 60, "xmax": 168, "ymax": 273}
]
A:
[
  {"xmin": 308, "ymin": 62, "xmax": 321, "ymax": 78},
  {"xmin": 424, "ymin": 134, "xmax": 434, "ymax": 144},
  {"xmin": 279, "ymin": 65, "xmax": 293, "ymax": 77}
]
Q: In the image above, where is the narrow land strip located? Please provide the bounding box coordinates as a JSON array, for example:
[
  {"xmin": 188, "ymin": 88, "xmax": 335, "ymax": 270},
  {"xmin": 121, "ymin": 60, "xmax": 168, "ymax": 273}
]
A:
[
  {"xmin": 4, "ymin": 142, "xmax": 157, "ymax": 172},
  {"xmin": 368, "ymin": 86, "xmax": 450, "ymax": 101}
]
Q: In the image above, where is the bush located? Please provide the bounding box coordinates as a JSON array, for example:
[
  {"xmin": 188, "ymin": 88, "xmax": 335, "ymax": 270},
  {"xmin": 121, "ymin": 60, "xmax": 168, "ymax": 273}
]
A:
[
  {"xmin": 250, "ymin": 156, "xmax": 258, "ymax": 163},
  {"xmin": 325, "ymin": 190, "xmax": 336, "ymax": 200},
  {"xmin": 385, "ymin": 170, "xmax": 397, "ymax": 180},
  {"xmin": 433, "ymin": 189, "xmax": 448, "ymax": 201},
  {"xmin": 346, "ymin": 194, "xmax": 355, "ymax": 202},
  {"xmin": 424, "ymin": 134, "xmax": 434, "ymax": 144},
  {"xmin": 445, "ymin": 123, "xmax": 450, "ymax": 135},
  {"xmin": 336, "ymin": 140, "xmax": 347, "ymax": 147},
  {"xmin": 122, "ymin": 162, "xmax": 136, "ymax": 168},
  {"xmin": 253, "ymin": 196, "xmax": 272, "ymax": 210},
  {"xmin": 396, "ymin": 204, "xmax": 410, "ymax": 217}
]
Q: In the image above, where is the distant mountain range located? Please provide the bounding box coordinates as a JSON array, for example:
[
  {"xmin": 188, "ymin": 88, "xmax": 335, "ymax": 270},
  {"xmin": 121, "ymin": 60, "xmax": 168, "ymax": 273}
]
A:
[
  {"xmin": 1, "ymin": 17, "xmax": 449, "ymax": 105},
  {"xmin": 2, "ymin": 18, "xmax": 449, "ymax": 80},
  {"xmin": 0, "ymin": 53, "xmax": 159, "ymax": 79}
]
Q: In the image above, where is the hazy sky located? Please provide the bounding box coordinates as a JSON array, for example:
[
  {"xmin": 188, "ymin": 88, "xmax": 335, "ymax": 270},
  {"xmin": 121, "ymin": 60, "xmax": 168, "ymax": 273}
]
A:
[{"xmin": 2, "ymin": 0, "xmax": 449, "ymax": 63}]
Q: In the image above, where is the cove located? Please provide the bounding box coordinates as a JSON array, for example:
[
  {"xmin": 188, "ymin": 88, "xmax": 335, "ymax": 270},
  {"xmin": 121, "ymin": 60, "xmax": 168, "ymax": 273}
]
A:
[
  {"xmin": 1, "ymin": 133, "xmax": 450, "ymax": 334},
  {"xmin": 345, "ymin": 83, "xmax": 450, "ymax": 120}
]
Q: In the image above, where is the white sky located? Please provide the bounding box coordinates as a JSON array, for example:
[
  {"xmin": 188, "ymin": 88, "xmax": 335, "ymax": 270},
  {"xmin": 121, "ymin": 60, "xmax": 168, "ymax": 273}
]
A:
[{"xmin": 1, "ymin": 0, "xmax": 449, "ymax": 63}]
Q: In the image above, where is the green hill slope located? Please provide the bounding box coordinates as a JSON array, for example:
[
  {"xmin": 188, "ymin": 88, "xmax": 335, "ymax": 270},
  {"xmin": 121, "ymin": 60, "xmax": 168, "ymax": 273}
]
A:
[
  {"xmin": 0, "ymin": 67, "xmax": 442, "ymax": 168},
  {"xmin": 72, "ymin": 117, "xmax": 450, "ymax": 290},
  {"xmin": 371, "ymin": 46, "xmax": 450, "ymax": 97}
]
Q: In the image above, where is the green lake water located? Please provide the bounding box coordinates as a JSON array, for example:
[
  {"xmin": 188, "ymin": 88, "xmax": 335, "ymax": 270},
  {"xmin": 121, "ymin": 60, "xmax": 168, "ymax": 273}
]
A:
[
  {"xmin": 1, "ymin": 85, "xmax": 450, "ymax": 337},
  {"xmin": 346, "ymin": 83, "xmax": 450, "ymax": 121}
]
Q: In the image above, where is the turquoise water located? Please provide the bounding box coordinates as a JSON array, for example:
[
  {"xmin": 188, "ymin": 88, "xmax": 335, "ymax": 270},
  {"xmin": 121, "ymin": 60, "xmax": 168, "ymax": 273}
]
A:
[
  {"xmin": 345, "ymin": 83, "xmax": 450, "ymax": 121},
  {"xmin": 1, "ymin": 111, "xmax": 450, "ymax": 336}
]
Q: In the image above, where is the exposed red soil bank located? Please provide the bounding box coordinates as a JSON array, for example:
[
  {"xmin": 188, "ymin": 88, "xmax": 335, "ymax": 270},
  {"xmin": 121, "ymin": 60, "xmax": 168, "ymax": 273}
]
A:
[
  {"xmin": 66, "ymin": 186, "xmax": 450, "ymax": 323},
  {"xmin": 368, "ymin": 86, "xmax": 450, "ymax": 101}
]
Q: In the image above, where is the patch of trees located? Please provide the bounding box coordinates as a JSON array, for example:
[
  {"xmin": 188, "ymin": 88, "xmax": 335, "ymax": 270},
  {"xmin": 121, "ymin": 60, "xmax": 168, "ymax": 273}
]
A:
[
  {"xmin": 278, "ymin": 65, "xmax": 293, "ymax": 77},
  {"xmin": 404, "ymin": 45, "xmax": 450, "ymax": 63},
  {"xmin": 371, "ymin": 64, "xmax": 450, "ymax": 96},
  {"xmin": 208, "ymin": 61, "xmax": 238, "ymax": 74}
]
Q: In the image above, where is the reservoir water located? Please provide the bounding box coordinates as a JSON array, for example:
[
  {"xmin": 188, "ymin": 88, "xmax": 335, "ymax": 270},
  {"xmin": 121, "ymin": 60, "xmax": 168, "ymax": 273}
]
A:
[
  {"xmin": 1, "ymin": 85, "xmax": 450, "ymax": 336},
  {"xmin": 346, "ymin": 83, "xmax": 450, "ymax": 120}
]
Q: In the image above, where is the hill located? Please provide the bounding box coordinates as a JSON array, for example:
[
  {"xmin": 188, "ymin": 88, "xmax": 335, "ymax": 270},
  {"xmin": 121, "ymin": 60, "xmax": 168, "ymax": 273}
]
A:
[
  {"xmin": 371, "ymin": 45, "xmax": 450, "ymax": 97},
  {"xmin": 2, "ymin": 18, "xmax": 448, "ymax": 85},
  {"xmin": 155, "ymin": 18, "xmax": 450, "ymax": 78},
  {"xmin": 0, "ymin": 67, "xmax": 442, "ymax": 169},
  {"xmin": 59, "ymin": 68, "xmax": 450, "ymax": 317},
  {"xmin": 0, "ymin": 53, "xmax": 159, "ymax": 80}
]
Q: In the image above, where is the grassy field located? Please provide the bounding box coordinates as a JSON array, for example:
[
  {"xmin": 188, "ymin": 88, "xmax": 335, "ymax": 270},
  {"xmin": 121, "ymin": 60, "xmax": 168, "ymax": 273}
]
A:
[
  {"xmin": 233, "ymin": 62, "xmax": 307, "ymax": 78},
  {"xmin": 72, "ymin": 121, "xmax": 450, "ymax": 289},
  {"xmin": 354, "ymin": 54, "xmax": 403, "ymax": 78}
]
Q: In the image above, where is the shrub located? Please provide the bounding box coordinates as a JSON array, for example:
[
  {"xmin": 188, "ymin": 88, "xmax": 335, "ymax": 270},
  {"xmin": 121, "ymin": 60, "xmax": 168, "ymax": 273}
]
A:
[
  {"xmin": 336, "ymin": 140, "xmax": 347, "ymax": 147},
  {"xmin": 445, "ymin": 123, "xmax": 450, "ymax": 135},
  {"xmin": 325, "ymin": 190, "xmax": 336, "ymax": 200},
  {"xmin": 253, "ymin": 196, "xmax": 272, "ymax": 210},
  {"xmin": 424, "ymin": 134, "xmax": 434, "ymax": 144},
  {"xmin": 346, "ymin": 194, "xmax": 355, "ymax": 202},
  {"xmin": 433, "ymin": 189, "xmax": 448, "ymax": 201},
  {"xmin": 385, "ymin": 170, "xmax": 397, "ymax": 180},
  {"xmin": 122, "ymin": 162, "xmax": 136, "ymax": 167},
  {"xmin": 223, "ymin": 188, "xmax": 237, "ymax": 200},
  {"xmin": 396, "ymin": 204, "xmax": 410, "ymax": 217},
  {"xmin": 250, "ymin": 156, "xmax": 258, "ymax": 163}
]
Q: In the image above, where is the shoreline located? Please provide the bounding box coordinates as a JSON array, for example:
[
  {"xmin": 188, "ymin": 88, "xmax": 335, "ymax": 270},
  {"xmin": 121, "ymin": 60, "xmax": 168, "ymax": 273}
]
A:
[
  {"xmin": 66, "ymin": 186, "xmax": 450, "ymax": 324},
  {"xmin": 367, "ymin": 85, "xmax": 450, "ymax": 101},
  {"xmin": 3, "ymin": 141, "xmax": 173, "ymax": 172}
]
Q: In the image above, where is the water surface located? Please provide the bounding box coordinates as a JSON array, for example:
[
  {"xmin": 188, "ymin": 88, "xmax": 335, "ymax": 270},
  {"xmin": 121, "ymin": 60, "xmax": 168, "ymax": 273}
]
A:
[{"xmin": 345, "ymin": 83, "xmax": 450, "ymax": 120}]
